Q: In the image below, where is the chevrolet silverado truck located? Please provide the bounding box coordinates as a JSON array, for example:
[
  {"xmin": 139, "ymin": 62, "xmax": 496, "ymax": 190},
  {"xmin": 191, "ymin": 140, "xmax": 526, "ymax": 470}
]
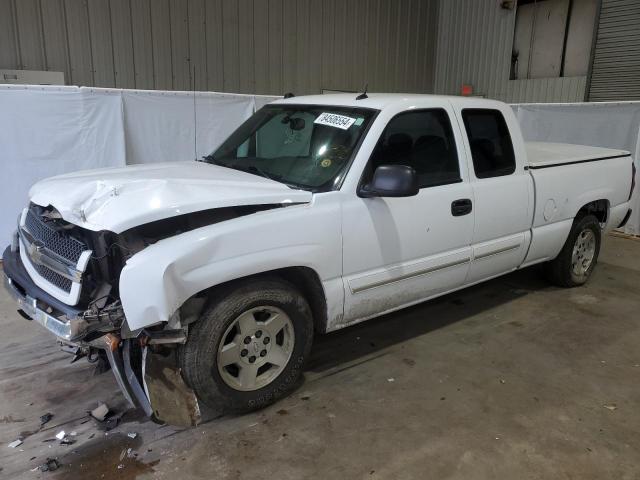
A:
[{"xmin": 3, "ymin": 94, "xmax": 635, "ymax": 425}]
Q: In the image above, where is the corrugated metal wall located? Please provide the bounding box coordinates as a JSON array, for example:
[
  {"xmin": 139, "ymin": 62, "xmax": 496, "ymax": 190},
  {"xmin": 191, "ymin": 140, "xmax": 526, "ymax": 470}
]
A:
[
  {"xmin": 433, "ymin": 0, "xmax": 588, "ymax": 103},
  {"xmin": 588, "ymin": 0, "xmax": 640, "ymax": 101},
  {"xmin": 0, "ymin": 0, "xmax": 438, "ymax": 95}
]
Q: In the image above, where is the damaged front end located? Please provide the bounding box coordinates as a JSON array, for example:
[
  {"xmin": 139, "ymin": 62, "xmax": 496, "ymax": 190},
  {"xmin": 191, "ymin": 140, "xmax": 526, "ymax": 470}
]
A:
[
  {"xmin": 0, "ymin": 203, "xmax": 257, "ymax": 427},
  {"xmin": 3, "ymin": 250, "xmax": 201, "ymax": 427}
]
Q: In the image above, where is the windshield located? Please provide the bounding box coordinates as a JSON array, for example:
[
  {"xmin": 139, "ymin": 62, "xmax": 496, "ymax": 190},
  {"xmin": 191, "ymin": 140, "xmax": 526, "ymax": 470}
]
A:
[{"xmin": 205, "ymin": 105, "xmax": 377, "ymax": 191}]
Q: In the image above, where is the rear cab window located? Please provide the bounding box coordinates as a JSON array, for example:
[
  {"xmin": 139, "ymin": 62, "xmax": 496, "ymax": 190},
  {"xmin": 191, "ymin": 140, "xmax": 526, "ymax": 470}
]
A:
[{"xmin": 462, "ymin": 109, "xmax": 516, "ymax": 179}]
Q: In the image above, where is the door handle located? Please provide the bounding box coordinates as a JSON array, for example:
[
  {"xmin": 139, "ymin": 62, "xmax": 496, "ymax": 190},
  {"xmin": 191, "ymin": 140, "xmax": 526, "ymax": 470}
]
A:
[{"xmin": 451, "ymin": 198, "xmax": 472, "ymax": 216}]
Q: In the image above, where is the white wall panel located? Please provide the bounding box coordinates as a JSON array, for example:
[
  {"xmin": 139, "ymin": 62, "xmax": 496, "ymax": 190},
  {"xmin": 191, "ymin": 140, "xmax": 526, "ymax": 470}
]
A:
[
  {"xmin": 110, "ymin": 0, "xmax": 136, "ymax": 88},
  {"xmin": 87, "ymin": 0, "xmax": 115, "ymax": 87},
  {"xmin": 64, "ymin": 0, "xmax": 94, "ymax": 87},
  {"xmin": 0, "ymin": 0, "xmax": 438, "ymax": 95},
  {"xmin": 40, "ymin": 0, "xmax": 71, "ymax": 81},
  {"xmin": 130, "ymin": 0, "xmax": 154, "ymax": 89},
  {"xmin": 14, "ymin": 0, "xmax": 45, "ymax": 70}
]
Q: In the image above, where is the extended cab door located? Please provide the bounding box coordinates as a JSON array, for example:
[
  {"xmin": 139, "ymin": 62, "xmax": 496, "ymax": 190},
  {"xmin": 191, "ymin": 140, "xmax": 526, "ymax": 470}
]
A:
[
  {"xmin": 452, "ymin": 102, "xmax": 534, "ymax": 284},
  {"xmin": 340, "ymin": 106, "xmax": 474, "ymax": 325}
]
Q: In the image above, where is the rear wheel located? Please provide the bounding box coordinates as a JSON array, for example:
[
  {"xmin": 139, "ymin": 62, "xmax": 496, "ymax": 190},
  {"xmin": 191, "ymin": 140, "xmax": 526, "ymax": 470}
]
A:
[
  {"xmin": 545, "ymin": 214, "xmax": 601, "ymax": 287},
  {"xmin": 179, "ymin": 278, "xmax": 313, "ymax": 413}
]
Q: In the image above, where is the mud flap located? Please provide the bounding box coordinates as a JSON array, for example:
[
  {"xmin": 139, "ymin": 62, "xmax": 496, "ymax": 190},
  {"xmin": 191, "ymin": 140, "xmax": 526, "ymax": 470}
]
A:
[{"xmin": 142, "ymin": 348, "xmax": 201, "ymax": 427}]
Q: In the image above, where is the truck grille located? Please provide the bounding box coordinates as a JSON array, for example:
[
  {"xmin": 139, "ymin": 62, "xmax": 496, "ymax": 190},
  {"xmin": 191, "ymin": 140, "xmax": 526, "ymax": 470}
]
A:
[{"xmin": 24, "ymin": 208, "xmax": 88, "ymax": 293}]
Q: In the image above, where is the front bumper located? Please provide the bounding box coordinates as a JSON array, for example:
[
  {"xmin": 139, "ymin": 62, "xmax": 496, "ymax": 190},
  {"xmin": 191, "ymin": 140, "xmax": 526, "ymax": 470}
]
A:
[
  {"xmin": 2, "ymin": 245, "xmax": 87, "ymax": 341},
  {"xmin": 4, "ymin": 276, "xmax": 87, "ymax": 341}
]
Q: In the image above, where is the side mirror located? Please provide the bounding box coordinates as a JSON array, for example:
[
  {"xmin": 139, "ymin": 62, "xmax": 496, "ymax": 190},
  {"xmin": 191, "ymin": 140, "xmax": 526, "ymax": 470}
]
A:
[{"xmin": 359, "ymin": 164, "xmax": 419, "ymax": 198}]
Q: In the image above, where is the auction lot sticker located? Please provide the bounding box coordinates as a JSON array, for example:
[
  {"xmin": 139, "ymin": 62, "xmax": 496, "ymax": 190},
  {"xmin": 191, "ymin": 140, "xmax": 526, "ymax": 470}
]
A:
[{"xmin": 314, "ymin": 112, "xmax": 356, "ymax": 130}]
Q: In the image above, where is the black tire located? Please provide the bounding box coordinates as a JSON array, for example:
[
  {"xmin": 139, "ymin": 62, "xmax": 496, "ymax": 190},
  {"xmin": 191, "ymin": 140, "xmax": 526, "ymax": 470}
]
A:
[
  {"xmin": 178, "ymin": 277, "xmax": 313, "ymax": 413},
  {"xmin": 545, "ymin": 214, "xmax": 601, "ymax": 287}
]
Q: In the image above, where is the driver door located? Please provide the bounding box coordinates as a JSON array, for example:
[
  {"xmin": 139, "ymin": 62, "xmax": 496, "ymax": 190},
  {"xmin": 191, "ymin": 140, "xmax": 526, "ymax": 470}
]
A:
[{"xmin": 340, "ymin": 107, "xmax": 474, "ymax": 324}]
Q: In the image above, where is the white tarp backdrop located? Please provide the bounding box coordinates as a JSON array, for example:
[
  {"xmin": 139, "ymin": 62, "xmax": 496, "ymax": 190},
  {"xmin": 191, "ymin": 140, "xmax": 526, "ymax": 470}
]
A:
[
  {"xmin": 1, "ymin": 86, "xmax": 126, "ymax": 247},
  {"xmin": 512, "ymin": 102, "xmax": 640, "ymax": 235},
  {"xmin": 0, "ymin": 84, "xmax": 279, "ymax": 246},
  {"xmin": 1, "ymin": 85, "xmax": 638, "ymax": 247},
  {"xmin": 122, "ymin": 90, "xmax": 256, "ymax": 165}
]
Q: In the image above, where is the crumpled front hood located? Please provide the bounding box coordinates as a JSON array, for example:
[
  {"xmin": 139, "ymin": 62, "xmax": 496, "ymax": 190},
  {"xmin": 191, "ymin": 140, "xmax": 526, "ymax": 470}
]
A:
[{"xmin": 29, "ymin": 162, "xmax": 312, "ymax": 233}]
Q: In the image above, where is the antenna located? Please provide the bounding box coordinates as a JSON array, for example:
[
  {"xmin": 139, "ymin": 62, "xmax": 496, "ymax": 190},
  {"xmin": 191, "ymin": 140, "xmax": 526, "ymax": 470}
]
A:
[
  {"xmin": 356, "ymin": 83, "xmax": 368, "ymax": 100},
  {"xmin": 192, "ymin": 65, "xmax": 198, "ymax": 161}
]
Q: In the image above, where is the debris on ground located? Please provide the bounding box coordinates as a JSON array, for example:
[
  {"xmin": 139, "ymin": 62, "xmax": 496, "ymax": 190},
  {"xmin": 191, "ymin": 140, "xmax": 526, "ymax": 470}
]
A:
[
  {"xmin": 127, "ymin": 432, "xmax": 138, "ymax": 439},
  {"xmin": 60, "ymin": 437, "xmax": 76, "ymax": 446},
  {"xmin": 8, "ymin": 439, "xmax": 23, "ymax": 448},
  {"xmin": 104, "ymin": 415, "xmax": 121, "ymax": 431},
  {"xmin": 39, "ymin": 412, "xmax": 53, "ymax": 427},
  {"xmin": 38, "ymin": 458, "xmax": 61, "ymax": 472},
  {"xmin": 55, "ymin": 430, "xmax": 66, "ymax": 440},
  {"xmin": 387, "ymin": 378, "xmax": 395, "ymax": 382},
  {"xmin": 603, "ymin": 404, "xmax": 617, "ymax": 411},
  {"xmin": 90, "ymin": 403, "xmax": 110, "ymax": 421},
  {"xmin": 500, "ymin": 379, "xmax": 506, "ymax": 384},
  {"xmin": 69, "ymin": 431, "xmax": 77, "ymax": 436},
  {"xmin": 118, "ymin": 446, "xmax": 138, "ymax": 461}
]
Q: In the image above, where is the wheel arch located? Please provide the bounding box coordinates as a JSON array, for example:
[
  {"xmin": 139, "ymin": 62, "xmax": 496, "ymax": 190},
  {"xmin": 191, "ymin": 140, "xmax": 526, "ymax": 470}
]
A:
[
  {"xmin": 181, "ymin": 266, "xmax": 329, "ymax": 334},
  {"xmin": 575, "ymin": 199, "xmax": 609, "ymax": 225}
]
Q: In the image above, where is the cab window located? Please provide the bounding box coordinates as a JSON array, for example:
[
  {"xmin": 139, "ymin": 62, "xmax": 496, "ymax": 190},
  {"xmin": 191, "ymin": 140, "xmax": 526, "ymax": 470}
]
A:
[
  {"xmin": 462, "ymin": 109, "xmax": 516, "ymax": 178},
  {"xmin": 366, "ymin": 109, "xmax": 461, "ymax": 188}
]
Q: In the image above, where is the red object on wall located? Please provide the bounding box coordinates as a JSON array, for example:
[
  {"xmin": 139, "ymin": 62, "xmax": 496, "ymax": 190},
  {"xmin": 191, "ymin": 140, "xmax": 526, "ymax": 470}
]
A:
[{"xmin": 461, "ymin": 84, "xmax": 473, "ymax": 96}]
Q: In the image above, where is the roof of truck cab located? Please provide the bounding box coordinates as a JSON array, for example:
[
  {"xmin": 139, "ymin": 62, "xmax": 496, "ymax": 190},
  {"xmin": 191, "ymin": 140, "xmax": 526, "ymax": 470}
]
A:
[{"xmin": 271, "ymin": 93, "xmax": 503, "ymax": 110}]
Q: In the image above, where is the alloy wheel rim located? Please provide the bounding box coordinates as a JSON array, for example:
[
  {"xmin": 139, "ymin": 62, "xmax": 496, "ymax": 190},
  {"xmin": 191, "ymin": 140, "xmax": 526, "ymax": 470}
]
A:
[
  {"xmin": 571, "ymin": 229, "xmax": 596, "ymax": 277},
  {"xmin": 217, "ymin": 306, "xmax": 294, "ymax": 391}
]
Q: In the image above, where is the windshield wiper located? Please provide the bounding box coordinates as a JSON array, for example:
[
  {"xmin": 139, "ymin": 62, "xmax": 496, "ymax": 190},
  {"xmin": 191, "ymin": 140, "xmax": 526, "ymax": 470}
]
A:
[
  {"xmin": 232, "ymin": 164, "xmax": 282, "ymax": 182},
  {"xmin": 204, "ymin": 159, "xmax": 310, "ymax": 191}
]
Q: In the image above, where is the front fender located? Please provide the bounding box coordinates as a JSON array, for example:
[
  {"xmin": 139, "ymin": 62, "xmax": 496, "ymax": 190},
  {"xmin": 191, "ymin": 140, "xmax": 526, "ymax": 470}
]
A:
[{"xmin": 119, "ymin": 197, "xmax": 343, "ymax": 331}]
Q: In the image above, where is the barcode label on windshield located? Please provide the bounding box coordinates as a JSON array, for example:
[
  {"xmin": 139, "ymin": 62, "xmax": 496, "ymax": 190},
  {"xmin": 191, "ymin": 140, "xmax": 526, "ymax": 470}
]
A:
[{"xmin": 314, "ymin": 112, "xmax": 356, "ymax": 130}]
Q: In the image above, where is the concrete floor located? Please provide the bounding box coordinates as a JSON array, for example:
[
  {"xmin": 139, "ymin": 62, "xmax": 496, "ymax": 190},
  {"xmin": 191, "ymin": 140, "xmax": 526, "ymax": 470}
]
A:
[{"xmin": 1, "ymin": 234, "xmax": 640, "ymax": 479}]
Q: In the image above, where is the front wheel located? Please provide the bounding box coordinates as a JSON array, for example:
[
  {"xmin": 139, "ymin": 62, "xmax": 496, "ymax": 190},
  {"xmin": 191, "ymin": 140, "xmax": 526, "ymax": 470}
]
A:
[
  {"xmin": 179, "ymin": 278, "xmax": 314, "ymax": 413},
  {"xmin": 545, "ymin": 214, "xmax": 602, "ymax": 287}
]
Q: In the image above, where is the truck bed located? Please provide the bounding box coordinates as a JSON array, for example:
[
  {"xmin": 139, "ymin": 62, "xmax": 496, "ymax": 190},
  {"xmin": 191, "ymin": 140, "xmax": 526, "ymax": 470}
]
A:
[
  {"xmin": 521, "ymin": 141, "xmax": 633, "ymax": 268},
  {"xmin": 525, "ymin": 142, "xmax": 630, "ymax": 169}
]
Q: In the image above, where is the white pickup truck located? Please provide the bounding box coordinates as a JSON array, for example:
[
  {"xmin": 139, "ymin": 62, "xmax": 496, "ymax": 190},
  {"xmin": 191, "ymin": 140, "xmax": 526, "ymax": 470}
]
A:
[{"xmin": 3, "ymin": 94, "xmax": 635, "ymax": 424}]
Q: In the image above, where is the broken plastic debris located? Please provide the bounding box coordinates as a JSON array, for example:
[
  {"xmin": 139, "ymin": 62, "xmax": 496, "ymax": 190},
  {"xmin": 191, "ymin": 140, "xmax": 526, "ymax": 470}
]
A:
[
  {"xmin": 39, "ymin": 413, "xmax": 53, "ymax": 427},
  {"xmin": 8, "ymin": 439, "xmax": 23, "ymax": 448},
  {"xmin": 38, "ymin": 458, "xmax": 61, "ymax": 472},
  {"xmin": 60, "ymin": 437, "xmax": 75, "ymax": 446},
  {"xmin": 127, "ymin": 432, "xmax": 138, "ymax": 439},
  {"xmin": 603, "ymin": 404, "xmax": 617, "ymax": 411},
  {"xmin": 387, "ymin": 378, "xmax": 395, "ymax": 382},
  {"xmin": 117, "ymin": 464, "xmax": 125, "ymax": 469},
  {"xmin": 90, "ymin": 403, "xmax": 110, "ymax": 421},
  {"xmin": 104, "ymin": 415, "xmax": 120, "ymax": 431},
  {"xmin": 55, "ymin": 430, "xmax": 66, "ymax": 440}
]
